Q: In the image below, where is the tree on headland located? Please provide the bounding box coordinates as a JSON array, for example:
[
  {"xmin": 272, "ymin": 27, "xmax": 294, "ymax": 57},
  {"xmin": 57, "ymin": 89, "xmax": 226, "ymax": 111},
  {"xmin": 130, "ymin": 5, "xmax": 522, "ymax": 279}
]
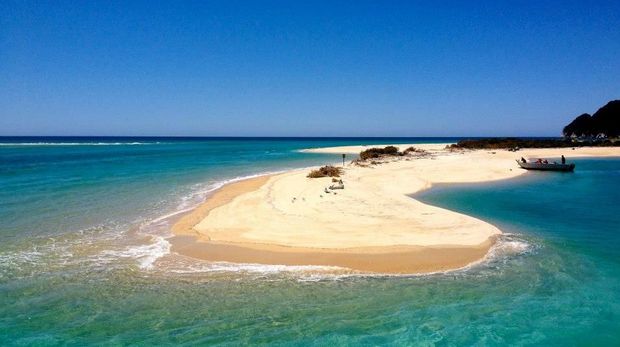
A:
[
  {"xmin": 563, "ymin": 100, "xmax": 620, "ymax": 138},
  {"xmin": 449, "ymin": 99, "xmax": 620, "ymax": 150}
]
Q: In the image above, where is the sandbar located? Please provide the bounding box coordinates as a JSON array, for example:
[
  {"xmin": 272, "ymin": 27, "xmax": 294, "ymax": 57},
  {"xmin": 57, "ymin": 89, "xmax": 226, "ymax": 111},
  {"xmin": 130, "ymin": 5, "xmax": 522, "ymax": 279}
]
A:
[{"xmin": 171, "ymin": 143, "xmax": 620, "ymax": 274}]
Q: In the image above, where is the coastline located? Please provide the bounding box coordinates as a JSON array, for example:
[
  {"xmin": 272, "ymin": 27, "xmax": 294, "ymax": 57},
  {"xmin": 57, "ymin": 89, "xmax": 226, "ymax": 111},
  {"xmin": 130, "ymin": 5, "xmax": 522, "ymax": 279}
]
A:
[{"xmin": 170, "ymin": 143, "xmax": 620, "ymax": 274}]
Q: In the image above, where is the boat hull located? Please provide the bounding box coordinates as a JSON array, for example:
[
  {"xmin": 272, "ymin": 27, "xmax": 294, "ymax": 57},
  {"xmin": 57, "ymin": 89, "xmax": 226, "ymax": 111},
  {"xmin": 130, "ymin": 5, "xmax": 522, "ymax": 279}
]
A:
[{"xmin": 516, "ymin": 160, "xmax": 575, "ymax": 172}]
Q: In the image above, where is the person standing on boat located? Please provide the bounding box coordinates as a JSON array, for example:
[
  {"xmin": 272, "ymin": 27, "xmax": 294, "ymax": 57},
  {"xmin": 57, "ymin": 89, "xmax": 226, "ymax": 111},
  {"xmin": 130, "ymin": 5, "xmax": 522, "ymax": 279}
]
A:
[{"xmin": 561, "ymin": 155, "xmax": 566, "ymax": 164}]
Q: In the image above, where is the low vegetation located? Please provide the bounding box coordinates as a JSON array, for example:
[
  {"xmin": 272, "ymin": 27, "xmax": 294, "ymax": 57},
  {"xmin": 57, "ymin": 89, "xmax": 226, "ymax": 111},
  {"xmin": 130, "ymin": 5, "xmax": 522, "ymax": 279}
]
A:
[
  {"xmin": 359, "ymin": 146, "xmax": 400, "ymax": 160},
  {"xmin": 307, "ymin": 165, "xmax": 343, "ymax": 178},
  {"xmin": 355, "ymin": 146, "xmax": 429, "ymax": 165},
  {"xmin": 452, "ymin": 99, "xmax": 620, "ymax": 150},
  {"xmin": 403, "ymin": 146, "xmax": 425, "ymax": 154},
  {"xmin": 448, "ymin": 138, "xmax": 620, "ymax": 150}
]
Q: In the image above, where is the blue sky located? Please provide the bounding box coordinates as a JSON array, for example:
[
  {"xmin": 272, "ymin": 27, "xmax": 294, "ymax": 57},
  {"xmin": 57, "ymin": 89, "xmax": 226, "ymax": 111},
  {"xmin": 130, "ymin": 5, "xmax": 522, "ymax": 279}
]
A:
[{"xmin": 1, "ymin": 1, "xmax": 619, "ymax": 136}]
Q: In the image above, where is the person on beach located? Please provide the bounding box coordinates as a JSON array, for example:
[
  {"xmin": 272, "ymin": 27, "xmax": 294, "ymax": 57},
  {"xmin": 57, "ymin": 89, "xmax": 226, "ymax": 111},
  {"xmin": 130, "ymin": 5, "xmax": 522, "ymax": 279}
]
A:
[{"xmin": 561, "ymin": 155, "xmax": 566, "ymax": 164}]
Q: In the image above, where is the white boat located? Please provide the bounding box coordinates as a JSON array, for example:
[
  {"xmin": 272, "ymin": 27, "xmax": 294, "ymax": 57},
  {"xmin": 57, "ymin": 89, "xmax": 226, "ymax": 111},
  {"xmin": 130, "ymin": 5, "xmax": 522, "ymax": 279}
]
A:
[{"xmin": 516, "ymin": 160, "xmax": 575, "ymax": 172}]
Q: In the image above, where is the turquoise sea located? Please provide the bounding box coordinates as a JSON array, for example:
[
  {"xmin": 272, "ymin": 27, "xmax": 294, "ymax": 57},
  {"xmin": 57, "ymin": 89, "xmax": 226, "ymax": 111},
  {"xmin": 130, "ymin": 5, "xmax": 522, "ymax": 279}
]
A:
[{"xmin": 1, "ymin": 137, "xmax": 619, "ymax": 345}]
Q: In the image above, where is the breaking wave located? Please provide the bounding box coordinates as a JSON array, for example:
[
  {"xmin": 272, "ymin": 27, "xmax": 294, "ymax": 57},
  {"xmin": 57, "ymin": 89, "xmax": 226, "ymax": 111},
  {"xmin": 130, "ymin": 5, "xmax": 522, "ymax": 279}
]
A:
[
  {"xmin": 98, "ymin": 236, "xmax": 171, "ymax": 270},
  {"xmin": 0, "ymin": 142, "xmax": 161, "ymax": 146}
]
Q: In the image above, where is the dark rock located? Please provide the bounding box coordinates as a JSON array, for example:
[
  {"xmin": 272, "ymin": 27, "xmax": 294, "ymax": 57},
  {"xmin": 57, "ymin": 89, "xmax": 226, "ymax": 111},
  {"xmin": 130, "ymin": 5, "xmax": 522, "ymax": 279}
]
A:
[{"xmin": 563, "ymin": 100, "xmax": 620, "ymax": 138}]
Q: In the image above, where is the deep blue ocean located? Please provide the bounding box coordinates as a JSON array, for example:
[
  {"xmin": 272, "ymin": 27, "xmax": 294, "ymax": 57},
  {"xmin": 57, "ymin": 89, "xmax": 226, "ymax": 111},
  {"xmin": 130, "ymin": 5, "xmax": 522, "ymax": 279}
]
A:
[{"xmin": 1, "ymin": 137, "xmax": 619, "ymax": 345}]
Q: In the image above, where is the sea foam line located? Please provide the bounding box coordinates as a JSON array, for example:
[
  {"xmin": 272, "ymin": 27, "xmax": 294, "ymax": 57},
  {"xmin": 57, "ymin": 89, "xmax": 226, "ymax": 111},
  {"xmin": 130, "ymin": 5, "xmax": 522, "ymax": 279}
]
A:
[
  {"xmin": 144, "ymin": 167, "xmax": 316, "ymax": 226},
  {"xmin": 98, "ymin": 236, "xmax": 171, "ymax": 270},
  {"xmin": 164, "ymin": 259, "xmax": 345, "ymax": 275},
  {"xmin": 116, "ymin": 169, "xmax": 300, "ymax": 270},
  {"xmin": 0, "ymin": 142, "xmax": 161, "ymax": 146},
  {"xmin": 129, "ymin": 165, "xmax": 342, "ymax": 271},
  {"xmin": 153, "ymin": 234, "xmax": 534, "ymax": 280}
]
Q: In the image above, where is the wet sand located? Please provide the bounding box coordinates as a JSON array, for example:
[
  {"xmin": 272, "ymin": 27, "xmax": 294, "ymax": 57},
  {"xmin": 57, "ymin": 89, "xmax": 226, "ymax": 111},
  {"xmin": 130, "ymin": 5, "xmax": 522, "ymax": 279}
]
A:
[{"xmin": 171, "ymin": 235, "xmax": 495, "ymax": 274}]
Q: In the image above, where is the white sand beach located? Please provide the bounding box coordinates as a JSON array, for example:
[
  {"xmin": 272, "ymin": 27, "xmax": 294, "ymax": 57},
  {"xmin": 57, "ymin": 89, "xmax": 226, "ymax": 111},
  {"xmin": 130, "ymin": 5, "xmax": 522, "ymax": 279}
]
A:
[{"xmin": 172, "ymin": 143, "xmax": 620, "ymax": 273}]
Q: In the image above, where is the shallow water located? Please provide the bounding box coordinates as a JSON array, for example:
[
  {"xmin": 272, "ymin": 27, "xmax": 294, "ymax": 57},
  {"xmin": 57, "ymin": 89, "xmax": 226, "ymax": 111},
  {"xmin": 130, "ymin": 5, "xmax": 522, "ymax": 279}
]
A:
[{"xmin": 1, "ymin": 138, "xmax": 619, "ymax": 345}]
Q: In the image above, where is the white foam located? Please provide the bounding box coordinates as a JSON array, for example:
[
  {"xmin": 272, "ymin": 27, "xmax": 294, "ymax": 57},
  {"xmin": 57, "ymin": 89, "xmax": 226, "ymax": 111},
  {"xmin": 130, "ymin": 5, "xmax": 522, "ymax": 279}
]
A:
[
  {"xmin": 89, "ymin": 168, "xmax": 321, "ymax": 272},
  {"xmin": 202, "ymin": 262, "xmax": 341, "ymax": 273},
  {"xmin": 143, "ymin": 169, "xmax": 304, "ymax": 227},
  {"xmin": 99, "ymin": 236, "xmax": 171, "ymax": 270},
  {"xmin": 0, "ymin": 142, "xmax": 160, "ymax": 146},
  {"xmin": 486, "ymin": 234, "xmax": 532, "ymax": 259},
  {"xmin": 163, "ymin": 258, "xmax": 344, "ymax": 275},
  {"xmin": 0, "ymin": 250, "xmax": 44, "ymax": 266}
]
